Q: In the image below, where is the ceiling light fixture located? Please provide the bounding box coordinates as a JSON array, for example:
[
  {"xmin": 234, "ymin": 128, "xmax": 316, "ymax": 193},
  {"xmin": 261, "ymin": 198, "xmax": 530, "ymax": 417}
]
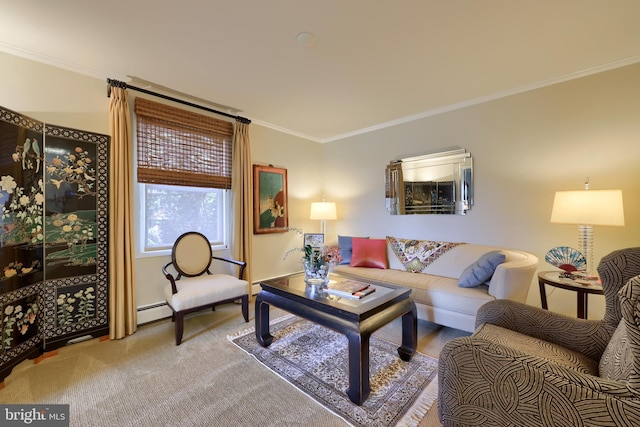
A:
[{"xmin": 296, "ymin": 32, "xmax": 316, "ymax": 48}]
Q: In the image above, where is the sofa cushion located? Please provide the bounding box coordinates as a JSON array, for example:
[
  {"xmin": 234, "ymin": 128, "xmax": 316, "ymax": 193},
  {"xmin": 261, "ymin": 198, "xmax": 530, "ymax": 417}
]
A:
[
  {"xmin": 458, "ymin": 250, "xmax": 506, "ymax": 288},
  {"xmin": 387, "ymin": 236, "xmax": 463, "ymax": 273},
  {"xmin": 350, "ymin": 238, "xmax": 388, "ymax": 269},
  {"xmin": 332, "ymin": 265, "xmax": 494, "ymax": 316},
  {"xmin": 338, "ymin": 235, "xmax": 368, "ymax": 265},
  {"xmin": 422, "ymin": 244, "xmax": 525, "ymax": 280}
]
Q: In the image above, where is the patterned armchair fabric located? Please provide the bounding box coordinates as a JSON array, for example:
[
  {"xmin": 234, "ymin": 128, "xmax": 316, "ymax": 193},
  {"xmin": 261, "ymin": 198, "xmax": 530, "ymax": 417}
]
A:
[{"xmin": 438, "ymin": 247, "xmax": 640, "ymax": 427}]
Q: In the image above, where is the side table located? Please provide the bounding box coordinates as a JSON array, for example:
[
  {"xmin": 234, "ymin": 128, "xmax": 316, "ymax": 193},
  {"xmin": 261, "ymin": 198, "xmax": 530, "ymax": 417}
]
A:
[{"xmin": 538, "ymin": 271, "xmax": 604, "ymax": 319}]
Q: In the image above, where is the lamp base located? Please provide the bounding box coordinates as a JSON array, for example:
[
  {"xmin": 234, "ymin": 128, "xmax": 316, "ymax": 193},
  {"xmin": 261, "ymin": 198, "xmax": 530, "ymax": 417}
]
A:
[{"xmin": 578, "ymin": 224, "xmax": 594, "ymax": 277}]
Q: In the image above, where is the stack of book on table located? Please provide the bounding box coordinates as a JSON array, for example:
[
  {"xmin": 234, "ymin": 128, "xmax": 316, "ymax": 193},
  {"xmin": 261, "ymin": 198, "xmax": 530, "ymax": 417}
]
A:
[{"xmin": 327, "ymin": 280, "xmax": 375, "ymax": 299}]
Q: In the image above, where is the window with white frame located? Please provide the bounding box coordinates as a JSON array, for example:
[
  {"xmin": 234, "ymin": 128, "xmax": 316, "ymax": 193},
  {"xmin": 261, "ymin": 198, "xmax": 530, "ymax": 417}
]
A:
[{"xmin": 134, "ymin": 98, "xmax": 234, "ymax": 253}]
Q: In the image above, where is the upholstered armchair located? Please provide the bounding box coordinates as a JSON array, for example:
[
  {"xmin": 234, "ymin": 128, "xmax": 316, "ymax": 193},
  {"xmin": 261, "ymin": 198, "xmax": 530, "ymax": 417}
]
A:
[
  {"xmin": 438, "ymin": 247, "xmax": 640, "ymax": 426},
  {"xmin": 163, "ymin": 232, "xmax": 249, "ymax": 345}
]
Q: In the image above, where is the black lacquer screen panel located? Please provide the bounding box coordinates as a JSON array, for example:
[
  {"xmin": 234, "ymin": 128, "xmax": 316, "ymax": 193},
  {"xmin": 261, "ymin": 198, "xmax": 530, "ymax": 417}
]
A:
[{"xmin": 0, "ymin": 106, "xmax": 109, "ymax": 382}]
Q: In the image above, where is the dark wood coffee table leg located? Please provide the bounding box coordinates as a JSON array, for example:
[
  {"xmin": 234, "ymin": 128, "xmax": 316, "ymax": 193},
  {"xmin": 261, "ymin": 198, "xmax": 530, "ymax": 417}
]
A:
[
  {"xmin": 255, "ymin": 294, "xmax": 273, "ymax": 347},
  {"xmin": 346, "ymin": 332, "xmax": 370, "ymax": 405},
  {"xmin": 398, "ymin": 306, "xmax": 417, "ymax": 361}
]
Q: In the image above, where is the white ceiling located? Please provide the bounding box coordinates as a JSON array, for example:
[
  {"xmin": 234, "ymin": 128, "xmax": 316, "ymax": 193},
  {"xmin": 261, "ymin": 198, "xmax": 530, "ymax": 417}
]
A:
[{"xmin": 1, "ymin": 1, "xmax": 640, "ymax": 142}]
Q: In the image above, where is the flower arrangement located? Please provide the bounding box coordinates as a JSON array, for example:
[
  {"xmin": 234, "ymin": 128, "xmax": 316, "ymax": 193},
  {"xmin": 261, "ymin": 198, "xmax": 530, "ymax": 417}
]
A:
[
  {"xmin": 283, "ymin": 227, "xmax": 342, "ymax": 283},
  {"xmin": 303, "ymin": 244, "xmax": 343, "ymax": 281},
  {"xmin": 301, "ymin": 243, "xmax": 342, "ymax": 284}
]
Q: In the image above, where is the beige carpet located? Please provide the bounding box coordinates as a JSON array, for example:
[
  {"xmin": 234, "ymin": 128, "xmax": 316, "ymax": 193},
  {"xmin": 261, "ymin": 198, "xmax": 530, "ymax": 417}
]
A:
[{"xmin": 0, "ymin": 302, "xmax": 468, "ymax": 426}]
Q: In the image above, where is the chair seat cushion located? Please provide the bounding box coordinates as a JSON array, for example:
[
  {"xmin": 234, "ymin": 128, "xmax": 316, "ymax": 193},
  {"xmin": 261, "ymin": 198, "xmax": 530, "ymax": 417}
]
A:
[
  {"xmin": 164, "ymin": 274, "xmax": 248, "ymax": 312},
  {"xmin": 474, "ymin": 323, "xmax": 599, "ymax": 375}
]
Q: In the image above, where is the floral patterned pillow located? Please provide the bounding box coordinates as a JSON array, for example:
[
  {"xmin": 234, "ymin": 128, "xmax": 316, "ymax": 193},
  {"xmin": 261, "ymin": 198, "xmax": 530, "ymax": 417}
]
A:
[{"xmin": 386, "ymin": 236, "xmax": 463, "ymax": 273}]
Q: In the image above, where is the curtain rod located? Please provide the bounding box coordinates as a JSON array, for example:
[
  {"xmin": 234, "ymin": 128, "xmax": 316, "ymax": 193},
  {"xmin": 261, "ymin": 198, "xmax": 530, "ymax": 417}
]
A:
[{"xmin": 106, "ymin": 78, "xmax": 251, "ymax": 124}]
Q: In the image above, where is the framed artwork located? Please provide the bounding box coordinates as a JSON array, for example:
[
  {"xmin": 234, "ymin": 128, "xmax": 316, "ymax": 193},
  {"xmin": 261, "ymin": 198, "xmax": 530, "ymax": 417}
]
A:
[
  {"xmin": 304, "ymin": 233, "xmax": 324, "ymax": 248},
  {"xmin": 253, "ymin": 165, "xmax": 288, "ymax": 234}
]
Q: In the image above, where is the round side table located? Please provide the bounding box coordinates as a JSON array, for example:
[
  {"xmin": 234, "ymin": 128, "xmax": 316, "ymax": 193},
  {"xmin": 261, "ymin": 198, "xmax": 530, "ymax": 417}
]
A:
[{"xmin": 538, "ymin": 271, "xmax": 604, "ymax": 319}]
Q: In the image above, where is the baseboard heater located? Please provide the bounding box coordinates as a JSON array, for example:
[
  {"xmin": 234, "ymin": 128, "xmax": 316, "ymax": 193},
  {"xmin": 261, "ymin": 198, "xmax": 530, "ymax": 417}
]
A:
[{"xmin": 136, "ymin": 302, "xmax": 172, "ymax": 325}]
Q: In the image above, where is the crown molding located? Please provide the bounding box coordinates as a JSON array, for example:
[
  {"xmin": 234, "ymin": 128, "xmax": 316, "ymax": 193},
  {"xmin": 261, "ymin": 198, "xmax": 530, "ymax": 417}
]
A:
[
  {"xmin": 0, "ymin": 41, "xmax": 117, "ymax": 81},
  {"xmin": 322, "ymin": 54, "xmax": 640, "ymax": 143},
  {"xmin": 3, "ymin": 41, "xmax": 639, "ymax": 144}
]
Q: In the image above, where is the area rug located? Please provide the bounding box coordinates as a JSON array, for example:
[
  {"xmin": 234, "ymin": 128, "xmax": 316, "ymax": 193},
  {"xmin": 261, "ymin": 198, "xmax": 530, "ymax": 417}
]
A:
[{"xmin": 228, "ymin": 315, "xmax": 438, "ymax": 427}]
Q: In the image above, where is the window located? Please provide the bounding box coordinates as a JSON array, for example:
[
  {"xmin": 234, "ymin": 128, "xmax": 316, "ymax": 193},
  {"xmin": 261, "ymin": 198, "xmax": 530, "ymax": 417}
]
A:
[
  {"xmin": 134, "ymin": 98, "xmax": 234, "ymax": 253},
  {"xmin": 142, "ymin": 184, "xmax": 227, "ymax": 251}
]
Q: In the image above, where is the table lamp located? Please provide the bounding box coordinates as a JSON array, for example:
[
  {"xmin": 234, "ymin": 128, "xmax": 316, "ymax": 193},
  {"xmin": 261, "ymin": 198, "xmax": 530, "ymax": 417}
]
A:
[
  {"xmin": 310, "ymin": 201, "xmax": 337, "ymax": 234},
  {"xmin": 550, "ymin": 183, "xmax": 624, "ymax": 276}
]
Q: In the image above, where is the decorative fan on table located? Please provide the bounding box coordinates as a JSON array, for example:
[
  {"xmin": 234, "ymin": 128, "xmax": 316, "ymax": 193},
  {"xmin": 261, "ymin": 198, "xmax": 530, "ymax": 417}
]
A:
[{"xmin": 545, "ymin": 246, "xmax": 587, "ymax": 272}]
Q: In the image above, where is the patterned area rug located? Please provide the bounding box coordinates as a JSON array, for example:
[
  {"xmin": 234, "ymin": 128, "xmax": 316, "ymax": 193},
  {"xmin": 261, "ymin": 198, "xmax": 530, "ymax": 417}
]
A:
[{"xmin": 229, "ymin": 315, "xmax": 438, "ymax": 427}]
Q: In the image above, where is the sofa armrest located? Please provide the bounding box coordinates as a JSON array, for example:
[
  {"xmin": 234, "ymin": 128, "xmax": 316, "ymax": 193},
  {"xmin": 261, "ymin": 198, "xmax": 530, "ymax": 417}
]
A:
[
  {"xmin": 476, "ymin": 299, "xmax": 610, "ymax": 360},
  {"xmin": 487, "ymin": 253, "xmax": 538, "ymax": 302}
]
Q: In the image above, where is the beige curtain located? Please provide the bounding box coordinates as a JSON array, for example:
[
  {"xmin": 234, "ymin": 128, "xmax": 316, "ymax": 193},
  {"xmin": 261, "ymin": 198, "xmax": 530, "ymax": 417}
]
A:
[
  {"xmin": 108, "ymin": 86, "xmax": 137, "ymax": 338},
  {"xmin": 231, "ymin": 121, "xmax": 253, "ymax": 298}
]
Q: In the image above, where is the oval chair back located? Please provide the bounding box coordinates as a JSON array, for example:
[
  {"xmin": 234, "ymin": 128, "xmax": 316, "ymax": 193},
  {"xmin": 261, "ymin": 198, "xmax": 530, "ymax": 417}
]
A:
[{"xmin": 172, "ymin": 232, "xmax": 213, "ymax": 278}]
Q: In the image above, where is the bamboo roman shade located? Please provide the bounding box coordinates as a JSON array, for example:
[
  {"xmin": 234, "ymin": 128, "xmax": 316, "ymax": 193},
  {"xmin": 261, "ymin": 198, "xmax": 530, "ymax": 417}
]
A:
[{"xmin": 135, "ymin": 98, "xmax": 234, "ymax": 189}]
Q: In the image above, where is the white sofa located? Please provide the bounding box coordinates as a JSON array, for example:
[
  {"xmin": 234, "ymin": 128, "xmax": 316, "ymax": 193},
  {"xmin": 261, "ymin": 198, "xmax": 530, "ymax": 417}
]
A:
[{"xmin": 331, "ymin": 239, "xmax": 538, "ymax": 333}]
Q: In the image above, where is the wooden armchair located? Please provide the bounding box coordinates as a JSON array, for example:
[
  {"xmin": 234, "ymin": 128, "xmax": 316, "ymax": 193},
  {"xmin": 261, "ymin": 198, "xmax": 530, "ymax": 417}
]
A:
[{"xmin": 162, "ymin": 232, "xmax": 249, "ymax": 345}]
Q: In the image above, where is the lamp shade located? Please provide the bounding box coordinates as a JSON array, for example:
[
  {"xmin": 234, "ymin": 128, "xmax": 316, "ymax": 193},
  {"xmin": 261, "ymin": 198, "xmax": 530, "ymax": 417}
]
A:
[
  {"xmin": 310, "ymin": 202, "xmax": 337, "ymax": 220},
  {"xmin": 550, "ymin": 190, "xmax": 624, "ymax": 226}
]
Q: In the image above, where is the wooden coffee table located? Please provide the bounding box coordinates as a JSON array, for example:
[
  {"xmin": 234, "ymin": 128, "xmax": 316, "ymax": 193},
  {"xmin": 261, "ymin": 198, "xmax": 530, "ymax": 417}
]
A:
[{"xmin": 255, "ymin": 272, "xmax": 417, "ymax": 405}]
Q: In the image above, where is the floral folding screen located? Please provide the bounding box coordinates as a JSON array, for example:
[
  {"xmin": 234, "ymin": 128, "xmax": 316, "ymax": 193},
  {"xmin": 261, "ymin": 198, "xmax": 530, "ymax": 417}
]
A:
[{"xmin": 0, "ymin": 106, "xmax": 109, "ymax": 382}]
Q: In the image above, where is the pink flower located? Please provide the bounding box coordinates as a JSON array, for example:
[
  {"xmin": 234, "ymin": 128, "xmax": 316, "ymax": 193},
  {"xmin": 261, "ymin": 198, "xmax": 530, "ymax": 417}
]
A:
[{"xmin": 324, "ymin": 246, "xmax": 343, "ymax": 266}]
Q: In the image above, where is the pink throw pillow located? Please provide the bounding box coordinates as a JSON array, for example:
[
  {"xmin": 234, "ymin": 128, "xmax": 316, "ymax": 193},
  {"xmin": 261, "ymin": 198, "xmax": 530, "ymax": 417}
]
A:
[{"xmin": 350, "ymin": 238, "xmax": 388, "ymax": 269}]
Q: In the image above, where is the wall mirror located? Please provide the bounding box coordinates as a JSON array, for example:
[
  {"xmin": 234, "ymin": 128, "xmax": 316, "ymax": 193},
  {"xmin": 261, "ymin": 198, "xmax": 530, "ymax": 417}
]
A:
[{"xmin": 385, "ymin": 147, "xmax": 473, "ymax": 215}]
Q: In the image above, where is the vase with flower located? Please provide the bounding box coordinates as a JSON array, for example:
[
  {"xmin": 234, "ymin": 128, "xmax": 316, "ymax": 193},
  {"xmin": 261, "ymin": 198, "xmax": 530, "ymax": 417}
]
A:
[
  {"xmin": 283, "ymin": 227, "xmax": 342, "ymax": 286},
  {"xmin": 303, "ymin": 244, "xmax": 342, "ymax": 286}
]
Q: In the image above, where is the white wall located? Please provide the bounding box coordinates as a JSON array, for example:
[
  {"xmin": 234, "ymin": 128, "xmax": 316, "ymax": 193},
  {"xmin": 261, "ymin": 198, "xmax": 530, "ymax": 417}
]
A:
[
  {"xmin": 250, "ymin": 125, "xmax": 324, "ymax": 279},
  {"xmin": 0, "ymin": 51, "xmax": 109, "ymax": 133},
  {"xmin": 2, "ymin": 50, "xmax": 638, "ymax": 323},
  {"xmin": 322, "ymin": 63, "xmax": 640, "ymax": 318}
]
